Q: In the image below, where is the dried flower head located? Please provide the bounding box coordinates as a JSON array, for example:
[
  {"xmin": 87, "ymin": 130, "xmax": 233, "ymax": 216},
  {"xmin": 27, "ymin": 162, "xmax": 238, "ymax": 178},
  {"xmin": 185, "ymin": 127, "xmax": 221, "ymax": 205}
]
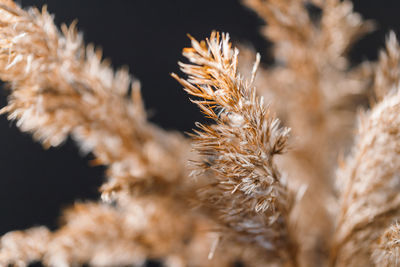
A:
[
  {"xmin": 0, "ymin": 0, "xmax": 191, "ymax": 201},
  {"xmin": 173, "ymin": 32, "xmax": 295, "ymax": 263}
]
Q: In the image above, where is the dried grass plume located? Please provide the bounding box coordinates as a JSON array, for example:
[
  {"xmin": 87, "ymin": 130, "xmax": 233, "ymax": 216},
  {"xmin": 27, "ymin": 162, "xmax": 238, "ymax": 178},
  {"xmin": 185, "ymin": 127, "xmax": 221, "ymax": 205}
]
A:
[{"xmin": 0, "ymin": 0, "xmax": 400, "ymax": 266}]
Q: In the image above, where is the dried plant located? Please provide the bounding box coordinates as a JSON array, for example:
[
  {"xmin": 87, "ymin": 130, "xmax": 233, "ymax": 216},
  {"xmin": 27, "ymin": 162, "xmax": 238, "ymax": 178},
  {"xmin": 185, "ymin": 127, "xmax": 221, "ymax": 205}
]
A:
[
  {"xmin": 332, "ymin": 32, "xmax": 400, "ymax": 267},
  {"xmin": 0, "ymin": 1, "xmax": 219, "ymax": 266},
  {"xmin": 172, "ymin": 32, "xmax": 294, "ymax": 264},
  {"xmin": 0, "ymin": 0, "xmax": 191, "ymax": 200},
  {"xmin": 331, "ymin": 88, "xmax": 400, "ymax": 266},
  {"xmin": 0, "ymin": 0, "xmax": 400, "ymax": 266},
  {"xmin": 239, "ymin": 0, "xmax": 375, "ymax": 265}
]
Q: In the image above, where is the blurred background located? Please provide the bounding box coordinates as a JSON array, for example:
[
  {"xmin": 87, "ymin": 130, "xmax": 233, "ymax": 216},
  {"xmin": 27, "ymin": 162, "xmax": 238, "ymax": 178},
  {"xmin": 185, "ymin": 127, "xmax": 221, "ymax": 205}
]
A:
[{"xmin": 0, "ymin": 0, "xmax": 398, "ymax": 261}]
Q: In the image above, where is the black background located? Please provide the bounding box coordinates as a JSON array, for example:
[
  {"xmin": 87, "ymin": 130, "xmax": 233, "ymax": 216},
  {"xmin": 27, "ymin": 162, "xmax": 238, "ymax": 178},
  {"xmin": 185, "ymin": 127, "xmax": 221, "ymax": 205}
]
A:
[{"xmin": 0, "ymin": 0, "xmax": 398, "ymax": 248}]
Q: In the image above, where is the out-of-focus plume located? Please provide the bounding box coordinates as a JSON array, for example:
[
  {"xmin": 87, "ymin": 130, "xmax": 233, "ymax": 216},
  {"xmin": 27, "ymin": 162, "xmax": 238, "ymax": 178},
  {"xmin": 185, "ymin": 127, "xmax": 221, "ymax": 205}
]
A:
[
  {"xmin": 332, "ymin": 32, "xmax": 400, "ymax": 267},
  {"xmin": 0, "ymin": 0, "xmax": 190, "ymax": 201},
  {"xmin": 374, "ymin": 31, "xmax": 400, "ymax": 102},
  {"xmin": 1, "ymin": 195, "xmax": 284, "ymax": 267},
  {"xmin": 0, "ymin": 1, "xmax": 217, "ymax": 266},
  {"xmin": 240, "ymin": 1, "xmax": 375, "ymax": 265},
  {"xmin": 332, "ymin": 91, "xmax": 400, "ymax": 266}
]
